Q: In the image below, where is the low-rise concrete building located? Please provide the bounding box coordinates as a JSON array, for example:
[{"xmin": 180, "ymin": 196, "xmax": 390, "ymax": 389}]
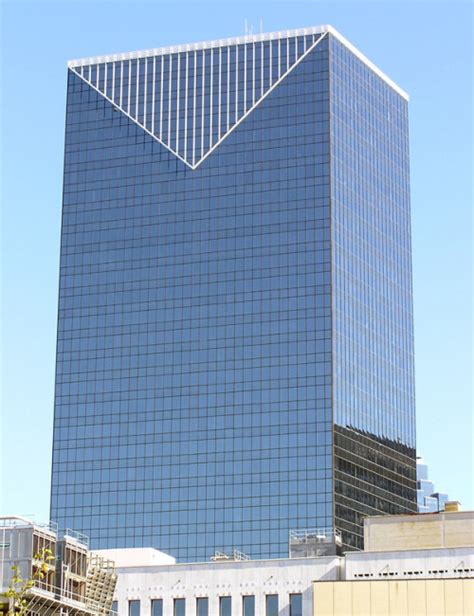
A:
[
  {"xmin": 102, "ymin": 547, "xmax": 474, "ymax": 616},
  {"xmin": 363, "ymin": 507, "xmax": 473, "ymax": 551},
  {"xmin": 0, "ymin": 516, "xmax": 117, "ymax": 616},
  {"xmin": 97, "ymin": 510, "xmax": 473, "ymax": 616},
  {"xmin": 3, "ymin": 512, "xmax": 472, "ymax": 615},
  {"xmin": 314, "ymin": 508, "xmax": 474, "ymax": 616},
  {"xmin": 313, "ymin": 579, "xmax": 473, "ymax": 616},
  {"xmin": 98, "ymin": 549, "xmax": 339, "ymax": 616}
]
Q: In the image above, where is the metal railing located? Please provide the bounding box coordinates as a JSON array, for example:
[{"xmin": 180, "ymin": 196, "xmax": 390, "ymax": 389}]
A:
[
  {"xmin": 0, "ymin": 516, "xmax": 58, "ymax": 534},
  {"xmin": 24, "ymin": 579, "xmax": 113, "ymax": 615},
  {"xmin": 289, "ymin": 527, "xmax": 342, "ymax": 542},
  {"xmin": 64, "ymin": 528, "xmax": 89, "ymax": 548},
  {"xmin": 211, "ymin": 549, "xmax": 250, "ymax": 562}
]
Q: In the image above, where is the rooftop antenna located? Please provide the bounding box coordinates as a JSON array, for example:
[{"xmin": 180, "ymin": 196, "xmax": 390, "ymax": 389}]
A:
[
  {"xmin": 244, "ymin": 19, "xmax": 254, "ymax": 36},
  {"xmin": 260, "ymin": 18, "xmax": 263, "ymax": 34}
]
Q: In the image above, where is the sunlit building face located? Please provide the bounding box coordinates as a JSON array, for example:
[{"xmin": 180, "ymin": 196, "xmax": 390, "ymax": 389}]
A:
[{"xmin": 51, "ymin": 26, "xmax": 416, "ymax": 561}]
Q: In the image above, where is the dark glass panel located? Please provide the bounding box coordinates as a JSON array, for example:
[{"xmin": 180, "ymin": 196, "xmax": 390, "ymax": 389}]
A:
[
  {"xmin": 128, "ymin": 601, "xmax": 140, "ymax": 616},
  {"xmin": 174, "ymin": 599, "xmax": 185, "ymax": 616},
  {"xmin": 265, "ymin": 594, "xmax": 278, "ymax": 616},
  {"xmin": 219, "ymin": 597, "xmax": 231, "ymax": 616},
  {"xmin": 289, "ymin": 594, "xmax": 302, "ymax": 616},
  {"xmin": 151, "ymin": 600, "xmax": 163, "ymax": 616},
  {"xmin": 243, "ymin": 596, "xmax": 255, "ymax": 616},
  {"xmin": 196, "ymin": 598, "xmax": 208, "ymax": 616}
]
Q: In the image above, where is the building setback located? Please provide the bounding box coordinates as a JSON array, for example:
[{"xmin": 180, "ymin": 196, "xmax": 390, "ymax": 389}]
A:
[{"xmin": 51, "ymin": 25, "xmax": 417, "ymax": 560}]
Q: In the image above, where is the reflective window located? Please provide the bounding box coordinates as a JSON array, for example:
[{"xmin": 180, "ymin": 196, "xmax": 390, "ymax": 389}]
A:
[
  {"xmin": 289, "ymin": 594, "xmax": 302, "ymax": 616},
  {"xmin": 128, "ymin": 601, "xmax": 140, "ymax": 616},
  {"xmin": 243, "ymin": 596, "xmax": 255, "ymax": 616},
  {"xmin": 265, "ymin": 594, "xmax": 278, "ymax": 616},
  {"xmin": 219, "ymin": 596, "xmax": 231, "ymax": 616},
  {"xmin": 151, "ymin": 600, "xmax": 163, "ymax": 616},
  {"xmin": 110, "ymin": 601, "xmax": 118, "ymax": 615},
  {"xmin": 196, "ymin": 598, "xmax": 208, "ymax": 616},
  {"xmin": 51, "ymin": 29, "xmax": 415, "ymax": 561},
  {"xmin": 51, "ymin": 32, "xmax": 334, "ymax": 562},
  {"xmin": 174, "ymin": 599, "xmax": 185, "ymax": 616},
  {"xmin": 329, "ymin": 34, "xmax": 417, "ymax": 549}
]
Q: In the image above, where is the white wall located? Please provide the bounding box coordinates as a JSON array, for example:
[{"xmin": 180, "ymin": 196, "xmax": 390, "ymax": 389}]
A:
[
  {"xmin": 107, "ymin": 554, "xmax": 341, "ymax": 616},
  {"xmin": 345, "ymin": 546, "xmax": 474, "ymax": 580},
  {"xmin": 104, "ymin": 545, "xmax": 474, "ymax": 616},
  {"xmin": 96, "ymin": 548, "xmax": 176, "ymax": 568}
]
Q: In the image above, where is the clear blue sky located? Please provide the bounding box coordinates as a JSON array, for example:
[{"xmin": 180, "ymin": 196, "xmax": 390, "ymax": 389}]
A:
[{"xmin": 1, "ymin": 0, "xmax": 472, "ymax": 521}]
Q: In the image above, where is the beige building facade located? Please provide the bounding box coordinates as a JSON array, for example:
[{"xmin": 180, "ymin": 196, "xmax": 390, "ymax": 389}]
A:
[
  {"xmin": 313, "ymin": 578, "xmax": 474, "ymax": 616},
  {"xmin": 364, "ymin": 509, "xmax": 474, "ymax": 552},
  {"xmin": 314, "ymin": 510, "xmax": 474, "ymax": 615}
]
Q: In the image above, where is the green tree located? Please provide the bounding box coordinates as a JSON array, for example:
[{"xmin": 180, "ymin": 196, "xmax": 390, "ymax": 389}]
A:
[{"xmin": 1, "ymin": 548, "xmax": 54, "ymax": 616}]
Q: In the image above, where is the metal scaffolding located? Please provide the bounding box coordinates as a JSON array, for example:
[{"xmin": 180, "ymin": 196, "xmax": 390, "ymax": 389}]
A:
[{"xmin": 0, "ymin": 517, "xmax": 116, "ymax": 616}]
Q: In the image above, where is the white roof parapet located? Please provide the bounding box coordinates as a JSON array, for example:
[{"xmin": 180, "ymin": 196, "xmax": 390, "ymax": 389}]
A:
[
  {"xmin": 67, "ymin": 24, "xmax": 409, "ymax": 100},
  {"xmin": 0, "ymin": 515, "xmax": 58, "ymax": 535},
  {"xmin": 67, "ymin": 26, "xmax": 325, "ymax": 66},
  {"xmin": 326, "ymin": 26, "xmax": 409, "ymax": 100},
  {"xmin": 95, "ymin": 547, "xmax": 176, "ymax": 567}
]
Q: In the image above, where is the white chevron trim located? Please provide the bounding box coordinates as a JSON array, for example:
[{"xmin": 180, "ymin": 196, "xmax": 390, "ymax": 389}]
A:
[
  {"xmin": 68, "ymin": 25, "xmax": 408, "ymax": 101},
  {"xmin": 70, "ymin": 65, "xmax": 194, "ymax": 169},
  {"xmin": 70, "ymin": 32, "xmax": 328, "ymax": 170},
  {"xmin": 195, "ymin": 32, "xmax": 328, "ymax": 169}
]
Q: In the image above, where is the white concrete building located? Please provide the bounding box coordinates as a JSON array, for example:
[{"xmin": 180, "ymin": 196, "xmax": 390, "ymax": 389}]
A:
[
  {"xmin": 99, "ymin": 546, "xmax": 474, "ymax": 616},
  {"xmin": 99, "ymin": 545, "xmax": 474, "ymax": 616},
  {"xmin": 98, "ymin": 550, "xmax": 339, "ymax": 616},
  {"xmin": 0, "ymin": 516, "xmax": 117, "ymax": 616},
  {"xmin": 345, "ymin": 546, "xmax": 474, "ymax": 580},
  {"xmin": 98, "ymin": 510, "xmax": 474, "ymax": 616}
]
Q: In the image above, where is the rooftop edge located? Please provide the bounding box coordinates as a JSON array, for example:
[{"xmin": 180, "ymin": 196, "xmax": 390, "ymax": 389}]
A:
[{"xmin": 67, "ymin": 24, "xmax": 409, "ymax": 101}]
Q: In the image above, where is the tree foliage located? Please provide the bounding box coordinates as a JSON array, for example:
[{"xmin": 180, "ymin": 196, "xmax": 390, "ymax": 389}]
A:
[{"xmin": 1, "ymin": 548, "xmax": 54, "ymax": 616}]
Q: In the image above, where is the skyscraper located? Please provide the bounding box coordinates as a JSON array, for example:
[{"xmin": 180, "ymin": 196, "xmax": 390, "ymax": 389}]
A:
[
  {"xmin": 417, "ymin": 457, "xmax": 450, "ymax": 513},
  {"xmin": 51, "ymin": 25, "xmax": 417, "ymax": 561}
]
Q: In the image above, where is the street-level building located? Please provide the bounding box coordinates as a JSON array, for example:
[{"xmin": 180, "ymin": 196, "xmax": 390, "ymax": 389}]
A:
[
  {"xmin": 103, "ymin": 547, "xmax": 474, "ymax": 616},
  {"xmin": 314, "ymin": 508, "xmax": 474, "ymax": 616},
  {"xmin": 0, "ymin": 516, "xmax": 117, "ymax": 616},
  {"xmin": 104, "ymin": 549, "xmax": 338, "ymax": 616},
  {"xmin": 100, "ymin": 511, "xmax": 473, "ymax": 616},
  {"xmin": 363, "ymin": 506, "xmax": 473, "ymax": 552},
  {"xmin": 313, "ymin": 579, "xmax": 473, "ymax": 616}
]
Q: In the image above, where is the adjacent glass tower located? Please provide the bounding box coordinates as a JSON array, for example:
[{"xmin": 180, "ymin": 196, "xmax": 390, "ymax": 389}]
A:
[{"xmin": 50, "ymin": 26, "xmax": 417, "ymax": 561}]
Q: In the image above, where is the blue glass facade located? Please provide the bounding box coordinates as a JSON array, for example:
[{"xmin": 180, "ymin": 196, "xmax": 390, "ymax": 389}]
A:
[
  {"xmin": 331, "ymin": 37, "xmax": 415, "ymax": 443},
  {"xmin": 51, "ymin": 28, "xmax": 416, "ymax": 560},
  {"xmin": 329, "ymin": 37, "xmax": 416, "ymax": 547},
  {"xmin": 417, "ymin": 457, "xmax": 450, "ymax": 512}
]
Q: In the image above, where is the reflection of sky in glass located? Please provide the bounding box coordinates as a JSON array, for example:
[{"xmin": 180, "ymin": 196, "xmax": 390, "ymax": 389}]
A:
[
  {"xmin": 330, "ymin": 36, "xmax": 415, "ymax": 446},
  {"xmin": 51, "ymin": 29, "xmax": 416, "ymax": 561},
  {"xmin": 51, "ymin": 34, "xmax": 334, "ymax": 561}
]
